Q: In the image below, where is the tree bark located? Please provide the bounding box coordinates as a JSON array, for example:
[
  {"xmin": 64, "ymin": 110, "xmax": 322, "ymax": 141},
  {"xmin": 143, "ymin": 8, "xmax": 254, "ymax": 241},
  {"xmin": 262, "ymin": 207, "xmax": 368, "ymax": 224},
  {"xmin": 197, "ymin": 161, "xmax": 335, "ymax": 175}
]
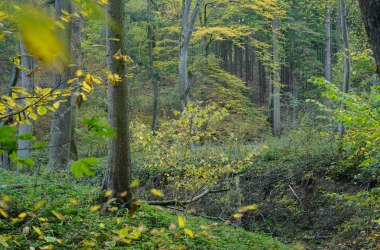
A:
[
  {"xmin": 179, "ymin": 0, "xmax": 204, "ymax": 109},
  {"xmin": 358, "ymin": 0, "xmax": 380, "ymax": 77},
  {"xmin": 17, "ymin": 41, "xmax": 34, "ymax": 171},
  {"xmin": 49, "ymin": 0, "xmax": 73, "ymax": 171},
  {"xmin": 148, "ymin": 0, "xmax": 159, "ymax": 132},
  {"xmin": 325, "ymin": 0, "xmax": 332, "ymax": 83},
  {"xmin": 272, "ymin": 19, "xmax": 281, "ymax": 137},
  {"xmin": 70, "ymin": 10, "xmax": 83, "ymax": 161},
  {"xmin": 102, "ymin": 0, "xmax": 132, "ymax": 205},
  {"xmin": 338, "ymin": 0, "xmax": 350, "ymax": 138}
]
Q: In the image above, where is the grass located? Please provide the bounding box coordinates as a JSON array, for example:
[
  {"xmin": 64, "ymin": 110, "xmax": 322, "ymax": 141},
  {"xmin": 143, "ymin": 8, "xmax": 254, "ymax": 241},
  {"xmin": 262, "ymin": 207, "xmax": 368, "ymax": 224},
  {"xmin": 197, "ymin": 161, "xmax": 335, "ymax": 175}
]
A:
[{"xmin": 0, "ymin": 169, "xmax": 289, "ymax": 249}]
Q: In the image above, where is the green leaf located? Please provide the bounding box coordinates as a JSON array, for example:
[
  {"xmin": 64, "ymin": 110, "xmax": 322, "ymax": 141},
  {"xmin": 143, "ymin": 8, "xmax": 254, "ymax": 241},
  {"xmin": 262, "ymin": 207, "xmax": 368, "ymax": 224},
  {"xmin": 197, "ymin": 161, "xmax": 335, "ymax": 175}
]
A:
[
  {"xmin": 70, "ymin": 157, "xmax": 98, "ymax": 178},
  {"xmin": 18, "ymin": 133, "xmax": 35, "ymax": 140},
  {"xmin": 37, "ymin": 106, "xmax": 47, "ymax": 116}
]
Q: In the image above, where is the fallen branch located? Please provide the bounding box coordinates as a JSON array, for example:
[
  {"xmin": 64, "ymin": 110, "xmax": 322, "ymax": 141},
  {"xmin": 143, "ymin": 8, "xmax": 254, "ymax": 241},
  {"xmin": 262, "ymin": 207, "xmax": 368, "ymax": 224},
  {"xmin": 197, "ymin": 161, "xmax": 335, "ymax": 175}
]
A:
[
  {"xmin": 147, "ymin": 189, "xmax": 229, "ymax": 206},
  {"xmin": 0, "ymin": 184, "xmax": 29, "ymax": 189}
]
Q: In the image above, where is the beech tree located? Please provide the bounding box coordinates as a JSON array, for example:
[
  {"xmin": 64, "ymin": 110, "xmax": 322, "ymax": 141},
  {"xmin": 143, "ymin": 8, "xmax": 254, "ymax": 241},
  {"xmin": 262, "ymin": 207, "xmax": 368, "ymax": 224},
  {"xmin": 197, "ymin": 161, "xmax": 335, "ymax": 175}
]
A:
[
  {"xmin": 179, "ymin": 0, "xmax": 204, "ymax": 109},
  {"xmin": 338, "ymin": 0, "xmax": 350, "ymax": 137},
  {"xmin": 102, "ymin": 0, "xmax": 132, "ymax": 205},
  {"xmin": 49, "ymin": 0, "xmax": 73, "ymax": 171},
  {"xmin": 17, "ymin": 42, "xmax": 34, "ymax": 171}
]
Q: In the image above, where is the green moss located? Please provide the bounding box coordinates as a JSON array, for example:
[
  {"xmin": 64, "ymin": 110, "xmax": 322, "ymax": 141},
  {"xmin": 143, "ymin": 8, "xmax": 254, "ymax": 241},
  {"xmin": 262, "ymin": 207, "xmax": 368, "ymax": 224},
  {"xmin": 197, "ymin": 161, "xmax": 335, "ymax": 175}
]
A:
[{"xmin": 0, "ymin": 169, "xmax": 288, "ymax": 249}]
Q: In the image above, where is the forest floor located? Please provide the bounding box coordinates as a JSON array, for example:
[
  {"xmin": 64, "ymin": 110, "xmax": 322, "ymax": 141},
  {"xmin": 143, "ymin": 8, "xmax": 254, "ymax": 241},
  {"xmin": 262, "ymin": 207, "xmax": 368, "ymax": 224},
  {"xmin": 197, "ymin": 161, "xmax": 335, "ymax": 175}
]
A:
[{"xmin": 0, "ymin": 169, "xmax": 290, "ymax": 249}]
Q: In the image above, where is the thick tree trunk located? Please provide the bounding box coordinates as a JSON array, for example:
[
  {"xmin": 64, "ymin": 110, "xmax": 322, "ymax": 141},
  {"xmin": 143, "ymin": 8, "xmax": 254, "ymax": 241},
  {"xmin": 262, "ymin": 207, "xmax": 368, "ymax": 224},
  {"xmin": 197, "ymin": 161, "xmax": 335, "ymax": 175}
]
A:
[
  {"xmin": 17, "ymin": 41, "xmax": 34, "ymax": 171},
  {"xmin": 358, "ymin": 0, "xmax": 380, "ymax": 76},
  {"xmin": 102, "ymin": 0, "xmax": 132, "ymax": 205},
  {"xmin": 272, "ymin": 19, "xmax": 281, "ymax": 137},
  {"xmin": 338, "ymin": 0, "xmax": 350, "ymax": 138},
  {"xmin": 148, "ymin": 0, "xmax": 159, "ymax": 131},
  {"xmin": 49, "ymin": 0, "xmax": 73, "ymax": 171},
  {"xmin": 179, "ymin": 0, "xmax": 204, "ymax": 110}
]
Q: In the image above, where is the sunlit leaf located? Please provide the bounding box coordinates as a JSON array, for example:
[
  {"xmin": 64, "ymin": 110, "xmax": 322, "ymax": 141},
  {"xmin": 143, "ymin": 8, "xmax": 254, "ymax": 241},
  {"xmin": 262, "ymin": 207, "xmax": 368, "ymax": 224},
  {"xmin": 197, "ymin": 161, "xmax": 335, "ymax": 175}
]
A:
[
  {"xmin": 32, "ymin": 226, "xmax": 43, "ymax": 236},
  {"xmin": 90, "ymin": 205, "xmax": 101, "ymax": 212},
  {"xmin": 178, "ymin": 215, "xmax": 186, "ymax": 228},
  {"xmin": 184, "ymin": 228, "xmax": 194, "ymax": 238},
  {"xmin": 150, "ymin": 188, "xmax": 164, "ymax": 198},
  {"xmin": 37, "ymin": 106, "xmax": 47, "ymax": 116},
  {"xmin": 51, "ymin": 210, "xmax": 65, "ymax": 221},
  {"xmin": 232, "ymin": 213, "xmax": 243, "ymax": 219},
  {"xmin": 17, "ymin": 7, "xmax": 67, "ymax": 71}
]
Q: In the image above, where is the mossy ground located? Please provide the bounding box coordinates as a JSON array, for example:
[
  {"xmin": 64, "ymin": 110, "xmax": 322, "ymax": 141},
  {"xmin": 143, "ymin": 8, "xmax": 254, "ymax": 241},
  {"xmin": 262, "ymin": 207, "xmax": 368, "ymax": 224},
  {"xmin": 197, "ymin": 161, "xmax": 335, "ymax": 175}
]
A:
[{"xmin": 0, "ymin": 169, "xmax": 289, "ymax": 249}]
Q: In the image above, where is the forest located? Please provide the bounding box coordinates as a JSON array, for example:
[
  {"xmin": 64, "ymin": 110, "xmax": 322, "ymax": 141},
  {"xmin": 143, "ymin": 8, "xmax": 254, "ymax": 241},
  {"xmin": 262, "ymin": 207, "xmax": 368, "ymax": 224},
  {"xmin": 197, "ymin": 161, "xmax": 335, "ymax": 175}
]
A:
[{"xmin": 0, "ymin": 0, "xmax": 380, "ymax": 249}]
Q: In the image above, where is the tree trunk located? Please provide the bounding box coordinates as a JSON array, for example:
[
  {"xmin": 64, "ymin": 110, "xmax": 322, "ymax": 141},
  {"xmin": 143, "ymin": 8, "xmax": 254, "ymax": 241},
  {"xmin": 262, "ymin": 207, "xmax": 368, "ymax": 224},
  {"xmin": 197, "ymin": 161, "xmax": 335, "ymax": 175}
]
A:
[
  {"xmin": 358, "ymin": 0, "xmax": 380, "ymax": 76},
  {"xmin": 272, "ymin": 19, "xmax": 281, "ymax": 137},
  {"xmin": 148, "ymin": 0, "xmax": 159, "ymax": 132},
  {"xmin": 17, "ymin": 41, "xmax": 34, "ymax": 171},
  {"xmin": 1, "ymin": 55, "xmax": 20, "ymax": 170},
  {"xmin": 70, "ymin": 10, "xmax": 82, "ymax": 161},
  {"xmin": 179, "ymin": 0, "xmax": 204, "ymax": 110},
  {"xmin": 338, "ymin": 0, "xmax": 350, "ymax": 138},
  {"xmin": 102, "ymin": 0, "xmax": 132, "ymax": 205},
  {"xmin": 49, "ymin": 0, "xmax": 73, "ymax": 171},
  {"xmin": 325, "ymin": 1, "xmax": 332, "ymax": 83}
]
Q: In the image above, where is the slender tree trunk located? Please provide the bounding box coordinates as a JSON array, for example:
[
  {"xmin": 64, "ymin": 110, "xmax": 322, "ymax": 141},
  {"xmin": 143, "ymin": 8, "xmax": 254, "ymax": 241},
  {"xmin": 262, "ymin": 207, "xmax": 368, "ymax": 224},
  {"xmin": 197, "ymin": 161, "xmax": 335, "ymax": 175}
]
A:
[
  {"xmin": 179, "ymin": 0, "xmax": 204, "ymax": 109},
  {"xmin": 17, "ymin": 41, "xmax": 34, "ymax": 171},
  {"xmin": 70, "ymin": 11, "xmax": 82, "ymax": 161},
  {"xmin": 272, "ymin": 19, "xmax": 281, "ymax": 137},
  {"xmin": 1, "ymin": 55, "xmax": 20, "ymax": 170},
  {"xmin": 102, "ymin": 0, "xmax": 132, "ymax": 205},
  {"xmin": 358, "ymin": 0, "xmax": 380, "ymax": 77},
  {"xmin": 49, "ymin": 0, "xmax": 73, "ymax": 171},
  {"xmin": 148, "ymin": 0, "xmax": 159, "ymax": 131},
  {"xmin": 325, "ymin": 1, "xmax": 332, "ymax": 83},
  {"xmin": 338, "ymin": 0, "xmax": 350, "ymax": 138}
]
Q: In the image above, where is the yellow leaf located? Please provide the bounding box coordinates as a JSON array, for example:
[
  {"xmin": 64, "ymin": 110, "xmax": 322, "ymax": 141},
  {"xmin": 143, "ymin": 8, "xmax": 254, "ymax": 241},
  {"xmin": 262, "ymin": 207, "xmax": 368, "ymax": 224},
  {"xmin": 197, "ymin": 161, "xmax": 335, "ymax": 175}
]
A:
[
  {"xmin": 17, "ymin": 7, "xmax": 67, "ymax": 71},
  {"xmin": 123, "ymin": 55, "xmax": 133, "ymax": 63},
  {"xmin": 130, "ymin": 180, "xmax": 139, "ymax": 188},
  {"xmin": 100, "ymin": 0, "xmax": 110, "ymax": 5},
  {"xmin": 113, "ymin": 49, "xmax": 122, "ymax": 60},
  {"xmin": 126, "ymin": 228, "xmax": 141, "ymax": 240},
  {"xmin": 85, "ymin": 74, "xmax": 93, "ymax": 85},
  {"xmin": 32, "ymin": 226, "xmax": 43, "ymax": 236},
  {"xmin": 232, "ymin": 213, "xmax": 243, "ymax": 219},
  {"xmin": 18, "ymin": 212, "xmax": 27, "ymax": 219},
  {"xmin": 51, "ymin": 210, "xmax": 65, "ymax": 221},
  {"xmin": 0, "ymin": 208, "xmax": 9, "ymax": 218},
  {"xmin": 104, "ymin": 190, "xmax": 113, "ymax": 198},
  {"xmin": 38, "ymin": 217, "xmax": 48, "ymax": 222},
  {"xmin": 99, "ymin": 223, "xmax": 105, "ymax": 228},
  {"xmin": 33, "ymin": 201, "xmax": 46, "ymax": 211},
  {"xmin": 75, "ymin": 70, "xmax": 83, "ymax": 77},
  {"xmin": 184, "ymin": 228, "xmax": 194, "ymax": 238},
  {"xmin": 178, "ymin": 215, "xmax": 186, "ymax": 228},
  {"xmin": 68, "ymin": 198, "xmax": 78, "ymax": 205},
  {"xmin": 67, "ymin": 78, "xmax": 78, "ymax": 84},
  {"xmin": 28, "ymin": 111, "xmax": 37, "ymax": 121},
  {"xmin": 150, "ymin": 189, "xmax": 164, "ymax": 198},
  {"xmin": 239, "ymin": 204, "xmax": 257, "ymax": 213},
  {"xmin": 90, "ymin": 205, "xmax": 101, "ymax": 212}
]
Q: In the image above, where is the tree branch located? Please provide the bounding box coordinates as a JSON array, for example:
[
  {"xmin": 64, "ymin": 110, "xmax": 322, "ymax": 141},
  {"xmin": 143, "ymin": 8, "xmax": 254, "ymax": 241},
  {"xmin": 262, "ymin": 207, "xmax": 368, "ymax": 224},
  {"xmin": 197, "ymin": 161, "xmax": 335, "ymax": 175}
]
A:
[{"xmin": 147, "ymin": 188, "xmax": 229, "ymax": 206}]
